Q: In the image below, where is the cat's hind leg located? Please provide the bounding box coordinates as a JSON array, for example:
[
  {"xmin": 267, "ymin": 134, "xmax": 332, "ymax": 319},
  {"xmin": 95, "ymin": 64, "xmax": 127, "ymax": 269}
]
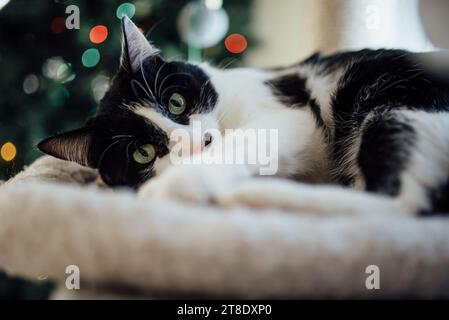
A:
[
  {"xmin": 217, "ymin": 178, "xmax": 407, "ymax": 216},
  {"xmin": 218, "ymin": 110, "xmax": 449, "ymax": 216}
]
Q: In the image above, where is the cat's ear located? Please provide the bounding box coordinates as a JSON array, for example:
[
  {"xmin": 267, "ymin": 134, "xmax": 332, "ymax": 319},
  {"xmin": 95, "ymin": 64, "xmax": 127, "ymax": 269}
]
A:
[
  {"xmin": 120, "ymin": 16, "xmax": 160, "ymax": 73},
  {"xmin": 37, "ymin": 127, "xmax": 94, "ymax": 167}
]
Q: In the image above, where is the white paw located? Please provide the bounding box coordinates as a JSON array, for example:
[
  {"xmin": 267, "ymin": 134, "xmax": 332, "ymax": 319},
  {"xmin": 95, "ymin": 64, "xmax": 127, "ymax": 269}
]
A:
[{"xmin": 138, "ymin": 163, "xmax": 250, "ymax": 204}]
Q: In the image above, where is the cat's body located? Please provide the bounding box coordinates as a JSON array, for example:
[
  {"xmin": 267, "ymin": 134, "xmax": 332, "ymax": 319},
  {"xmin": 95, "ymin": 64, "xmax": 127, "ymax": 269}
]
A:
[
  {"xmin": 39, "ymin": 17, "xmax": 449, "ymax": 216},
  {"xmin": 264, "ymin": 49, "xmax": 449, "ymax": 215}
]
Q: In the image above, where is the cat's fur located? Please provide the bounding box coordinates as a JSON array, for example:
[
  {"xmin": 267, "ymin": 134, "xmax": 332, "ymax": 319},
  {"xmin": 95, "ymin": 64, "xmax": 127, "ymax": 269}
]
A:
[{"xmin": 39, "ymin": 17, "xmax": 449, "ymax": 216}]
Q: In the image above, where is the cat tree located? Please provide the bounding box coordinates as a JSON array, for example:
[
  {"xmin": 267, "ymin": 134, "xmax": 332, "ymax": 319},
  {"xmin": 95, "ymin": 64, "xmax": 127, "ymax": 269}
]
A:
[{"xmin": 0, "ymin": 156, "xmax": 448, "ymax": 299}]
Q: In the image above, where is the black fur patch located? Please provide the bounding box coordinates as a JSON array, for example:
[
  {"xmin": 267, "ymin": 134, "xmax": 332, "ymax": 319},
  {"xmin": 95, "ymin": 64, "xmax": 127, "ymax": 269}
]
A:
[
  {"xmin": 308, "ymin": 98, "xmax": 325, "ymax": 128},
  {"xmin": 358, "ymin": 112, "xmax": 415, "ymax": 196},
  {"xmin": 266, "ymin": 74, "xmax": 310, "ymax": 106},
  {"xmin": 421, "ymin": 179, "xmax": 449, "ymax": 216},
  {"xmin": 265, "ymin": 73, "xmax": 325, "ymax": 129}
]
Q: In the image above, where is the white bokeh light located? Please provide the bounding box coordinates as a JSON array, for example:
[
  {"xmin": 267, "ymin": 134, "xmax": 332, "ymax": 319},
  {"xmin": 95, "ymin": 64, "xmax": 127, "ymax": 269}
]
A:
[
  {"xmin": 23, "ymin": 74, "xmax": 40, "ymax": 95},
  {"xmin": 91, "ymin": 74, "xmax": 110, "ymax": 103},
  {"xmin": 204, "ymin": 0, "xmax": 223, "ymax": 10},
  {"xmin": 0, "ymin": 0, "xmax": 10, "ymax": 11}
]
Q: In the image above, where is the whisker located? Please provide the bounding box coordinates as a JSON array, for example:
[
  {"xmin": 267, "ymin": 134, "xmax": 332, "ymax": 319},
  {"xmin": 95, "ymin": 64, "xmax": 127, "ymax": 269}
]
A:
[
  {"xmin": 154, "ymin": 60, "xmax": 169, "ymax": 99},
  {"xmin": 217, "ymin": 58, "xmax": 239, "ymax": 70},
  {"xmin": 131, "ymin": 79, "xmax": 153, "ymax": 102},
  {"xmin": 139, "ymin": 54, "xmax": 157, "ymax": 100},
  {"xmin": 140, "ymin": 166, "xmax": 154, "ymax": 180},
  {"xmin": 111, "ymin": 134, "xmax": 134, "ymax": 140},
  {"xmin": 199, "ymin": 79, "xmax": 212, "ymax": 106},
  {"xmin": 166, "ymin": 54, "xmax": 184, "ymax": 62},
  {"xmin": 157, "ymin": 72, "xmax": 195, "ymax": 99},
  {"xmin": 97, "ymin": 137, "xmax": 131, "ymax": 168},
  {"xmin": 161, "ymin": 84, "xmax": 187, "ymax": 101},
  {"xmin": 216, "ymin": 94, "xmax": 238, "ymax": 124},
  {"xmin": 124, "ymin": 140, "xmax": 136, "ymax": 176},
  {"xmin": 145, "ymin": 19, "xmax": 165, "ymax": 40}
]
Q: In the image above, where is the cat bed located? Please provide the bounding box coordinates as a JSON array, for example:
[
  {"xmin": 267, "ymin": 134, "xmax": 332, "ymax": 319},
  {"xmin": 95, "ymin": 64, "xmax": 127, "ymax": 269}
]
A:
[{"xmin": 0, "ymin": 156, "xmax": 449, "ymax": 299}]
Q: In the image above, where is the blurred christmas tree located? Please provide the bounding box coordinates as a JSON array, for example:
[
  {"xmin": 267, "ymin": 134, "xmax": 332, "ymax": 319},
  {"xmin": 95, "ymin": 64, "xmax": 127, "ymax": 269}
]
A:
[
  {"xmin": 0, "ymin": 0, "xmax": 253, "ymax": 181},
  {"xmin": 0, "ymin": 0, "xmax": 253, "ymax": 299}
]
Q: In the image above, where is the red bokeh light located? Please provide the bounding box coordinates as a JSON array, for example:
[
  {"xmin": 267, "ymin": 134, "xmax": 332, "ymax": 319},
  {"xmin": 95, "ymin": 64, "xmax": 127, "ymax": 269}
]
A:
[
  {"xmin": 89, "ymin": 25, "xmax": 109, "ymax": 44},
  {"xmin": 51, "ymin": 17, "xmax": 66, "ymax": 34},
  {"xmin": 225, "ymin": 34, "xmax": 248, "ymax": 54}
]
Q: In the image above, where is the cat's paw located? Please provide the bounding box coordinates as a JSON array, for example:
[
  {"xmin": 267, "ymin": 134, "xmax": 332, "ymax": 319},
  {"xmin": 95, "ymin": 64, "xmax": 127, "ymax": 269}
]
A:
[{"xmin": 138, "ymin": 163, "xmax": 249, "ymax": 204}]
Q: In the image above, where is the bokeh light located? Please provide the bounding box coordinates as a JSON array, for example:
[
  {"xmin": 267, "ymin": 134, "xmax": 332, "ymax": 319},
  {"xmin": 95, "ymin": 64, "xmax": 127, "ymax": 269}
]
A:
[
  {"xmin": 1, "ymin": 142, "xmax": 17, "ymax": 162},
  {"xmin": 23, "ymin": 74, "xmax": 40, "ymax": 94},
  {"xmin": 42, "ymin": 57, "xmax": 65, "ymax": 79},
  {"xmin": 116, "ymin": 3, "xmax": 136, "ymax": 19},
  {"xmin": 225, "ymin": 33, "xmax": 248, "ymax": 54},
  {"xmin": 91, "ymin": 74, "xmax": 110, "ymax": 103},
  {"xmin": 82, "ymin": 48, "xmax": 101, "ymax": 68},
  {"xmin": 134, "ymin": 0, "xmax": 152, "ymax": 18},
  {"xmin": 56, "ymin": 63, "xmax": 76, "ymax": 83},
  {"xmin": 51, "ymin": 17, "xmax": 66, "ymax": 34},
  {"xmin": 49, "ymin": 85, "xmax": 70, "ymax": 108},
  {"xmin": 0, "ymin": 0, "xmax": 10, "ymax": 11},
  {"xmin": 42, "ymin": 57, "xmax": 75, "ymax": 83},
  {"xmin": 205, "ymin": 0, "xmax": 223, "ymax": 10},
  {"xmin": 89, "ymin": 25, "xmax": 109, "ymax": 44}
]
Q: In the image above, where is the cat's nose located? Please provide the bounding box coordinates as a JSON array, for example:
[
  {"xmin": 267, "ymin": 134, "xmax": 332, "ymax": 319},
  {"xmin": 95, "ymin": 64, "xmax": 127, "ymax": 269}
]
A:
[
  {"xmin": 190, "ymin": 132, "xmax": 213, "ymax": 155},
  {"xmin": 204, "ymin": 132, "xmax": 213, "ymax": 147}
]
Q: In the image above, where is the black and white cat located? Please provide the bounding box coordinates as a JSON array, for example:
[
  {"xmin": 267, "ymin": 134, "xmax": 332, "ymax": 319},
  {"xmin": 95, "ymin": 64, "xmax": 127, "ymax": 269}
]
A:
[{"xmin": 39, "ymin": 17, "xmax": 449, "ymax": 216}]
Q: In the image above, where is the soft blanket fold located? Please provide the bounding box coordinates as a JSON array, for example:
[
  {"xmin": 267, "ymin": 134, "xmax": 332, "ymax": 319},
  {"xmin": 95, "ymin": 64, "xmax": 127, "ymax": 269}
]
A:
[{"xmin": 0, "ymin": 156, "xmax": 448, "ymax": 298}]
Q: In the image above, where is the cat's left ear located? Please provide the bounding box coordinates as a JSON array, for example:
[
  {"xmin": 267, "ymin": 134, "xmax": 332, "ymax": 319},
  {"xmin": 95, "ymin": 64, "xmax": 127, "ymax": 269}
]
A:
[
  {"xmin": 37, "ymin": 127, "xmax": 95, "ymax": 167},
  {"xmin": 120, "ymin": 16, "xmax": 160, "ymax": 74}
]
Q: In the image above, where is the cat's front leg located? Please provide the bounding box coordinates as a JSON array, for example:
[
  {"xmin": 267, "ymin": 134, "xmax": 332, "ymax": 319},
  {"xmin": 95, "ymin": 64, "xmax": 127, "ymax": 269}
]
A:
[
  {"xmin": 217, "ymin": 178, "xmax": 410, "ymax": 216},
  {"xmin": 138, "ymin": 162, "xmax": 251, "ymax": 204},
  {"xmin": 138, "ymin": 129, "xmax": 266, "ymax": 204}
]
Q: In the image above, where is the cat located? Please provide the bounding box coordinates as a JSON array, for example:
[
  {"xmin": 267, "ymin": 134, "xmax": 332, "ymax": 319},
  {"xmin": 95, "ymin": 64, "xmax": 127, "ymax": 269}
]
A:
[{"xmin": 38, "ymin": 16, "xmax": 449, "ymax": 216}]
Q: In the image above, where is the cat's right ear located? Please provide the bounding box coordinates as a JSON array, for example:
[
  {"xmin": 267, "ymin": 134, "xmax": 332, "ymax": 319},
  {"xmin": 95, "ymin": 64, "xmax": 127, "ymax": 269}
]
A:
[
  {"xmin": 37, "ymin": 127, "xmax": 95, "ymax": 167},
  {"xmin": 120, "ymin": 16, "xmax": 160, "ymax": 74}
]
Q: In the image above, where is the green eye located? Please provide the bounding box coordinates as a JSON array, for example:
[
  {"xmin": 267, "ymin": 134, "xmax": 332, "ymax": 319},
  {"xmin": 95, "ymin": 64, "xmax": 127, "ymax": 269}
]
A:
[
  {"xmin": 133, "ymin": 144, "xmax": 155, "ymax": 164},
  {"xmin": 168, "ymin": 92, "xmax": 186, "ymax": 115}
]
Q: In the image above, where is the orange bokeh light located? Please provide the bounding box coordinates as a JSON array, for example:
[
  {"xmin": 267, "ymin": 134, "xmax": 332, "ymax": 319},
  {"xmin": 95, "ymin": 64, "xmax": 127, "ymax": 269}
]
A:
[
  {"xmin": 225, "ymin": 34, "xmax": 248, "ymax": 54},
  {"xmin": 89, "ymin": 25, "xmax": 109, "ymax": 44},
  {"xmin": 1, "ymin": 142, "xmax": 17, "ymax": 162}
]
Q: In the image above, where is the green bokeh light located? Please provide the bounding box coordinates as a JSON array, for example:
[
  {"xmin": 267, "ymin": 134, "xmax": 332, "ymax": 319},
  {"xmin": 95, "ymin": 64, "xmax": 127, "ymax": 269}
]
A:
[
  {"xmin": 49, "ymin": 85, "xmax": 70, "ymax": 108},
  {"xmin": 81, "ymin": 49, "xmax": 100, "ymax": 68},
  {"xmin": 56, "ymin": 63, "xmax": 76, "ymax": 83},
  {"xmin": 116, "ymin": 3, "xmax": 136, "ymax": 19}
]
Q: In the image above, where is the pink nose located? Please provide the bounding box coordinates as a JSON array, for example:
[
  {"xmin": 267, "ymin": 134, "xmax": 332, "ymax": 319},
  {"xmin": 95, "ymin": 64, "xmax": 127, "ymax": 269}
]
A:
[
  {"xmin": 191, "ymin": 140, "xmax": 204, "ymax": 155},
  {"xmin": 189, "ymin": 132, "xmax": 213, "ymax": 155}
]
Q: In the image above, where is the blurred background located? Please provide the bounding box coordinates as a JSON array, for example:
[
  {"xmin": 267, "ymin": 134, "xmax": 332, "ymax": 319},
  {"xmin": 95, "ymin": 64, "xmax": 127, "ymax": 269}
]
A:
[{"xmin": 0, "ymin": 0, "xmax": 448, "ymax": 298}]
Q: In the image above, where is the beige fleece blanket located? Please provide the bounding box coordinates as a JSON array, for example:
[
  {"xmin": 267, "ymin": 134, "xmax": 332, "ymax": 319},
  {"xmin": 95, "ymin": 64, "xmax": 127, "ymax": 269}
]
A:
[{"xmin": 0, "ymin": 156, "xmax": 448, "ymax": 299}]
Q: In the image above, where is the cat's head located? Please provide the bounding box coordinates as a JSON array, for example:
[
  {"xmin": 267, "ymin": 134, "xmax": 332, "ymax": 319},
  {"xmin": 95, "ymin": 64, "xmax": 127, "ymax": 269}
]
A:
[{"xmin": 38, "ymin": 17, "xmax": 224, "ymax": 188}]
